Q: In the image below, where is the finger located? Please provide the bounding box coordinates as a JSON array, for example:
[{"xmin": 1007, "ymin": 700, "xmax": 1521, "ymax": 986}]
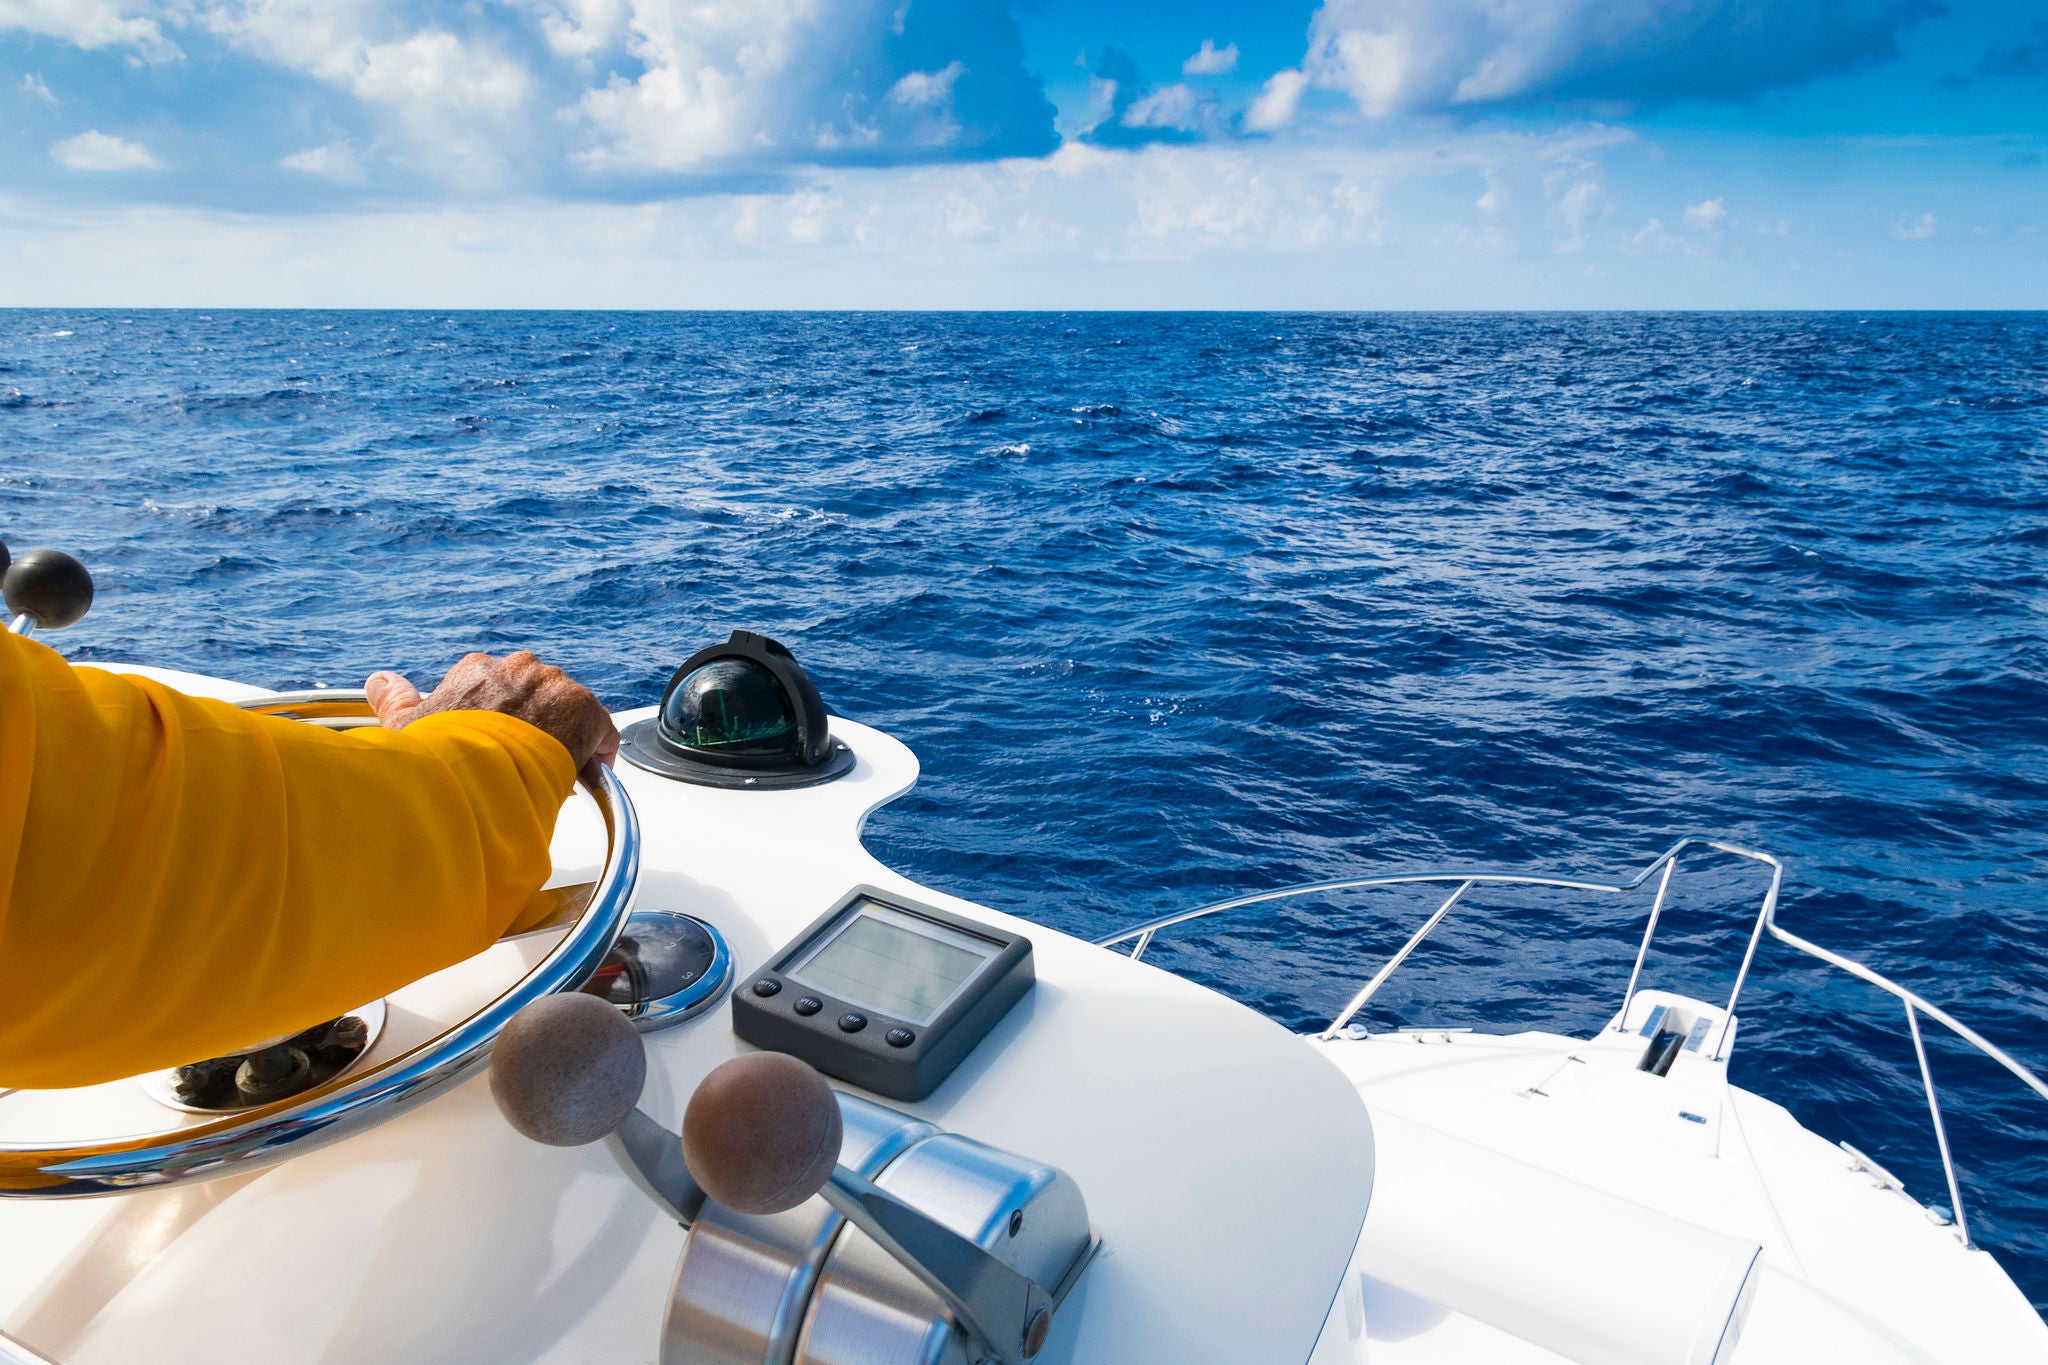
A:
[
  {"xmin": 365, "ymin": 671, "xmax": 423, "ymax": 729},
  {"xmin": 594, "ymin": 721, "xmax": 621, "ymax": 769}
]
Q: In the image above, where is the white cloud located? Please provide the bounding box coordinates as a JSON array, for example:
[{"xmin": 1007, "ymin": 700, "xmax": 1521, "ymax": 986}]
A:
[
  {"xmin": 890, "ymin": 61, "xmax": 965, "ymax": 109},
  {"xmin": 1550, "ymin": 177, "xmax": 1605, "ymax": 253},
  {"xmin": 941, "ymin": 190, "xmax": 989, "ymax": 239},
  {"xmin": 1623, "ymin": 216, "xmax": 1673, "ymax": 255},
  {"xmin": 1891, "ymin": 211, "xmax": 1935, "ymax": 240},
  {"xmin": 534, "ymin": 0, "xmax": 629, "ymax": 61},
  {"xmin": 1244, "ymin": 69, "xmax": 1309, "ymax": 132},
  {"xmin": 1300, "ymin": 0, "xmax": 1936, "ymax": 117},
  {"xmin": 280, "ymin": 140, "xmax": 368, "ymax": 184},
  {"xmin": 0, "ymin": 0, "xmax": 180, "ymax": 62},
  {"xmin": 1682, "ymin": 197, "xmax": 1726, "ymax": 231},
  {"xmin": 0, "ymin": 126, "xmax": 1716, "ymax": 308},
  {"xmin": 202, "ymin": 3, "xmax": 529, "ymax": 133},
  {"xmin": 50, "ymin": 129, "xmax": 161, "ymax": 172},
  {"xmin": 1183, "ymin": 40, "xmax": 1238, "ymax": 76},
  {"xmin": 18, "ymin": 72, "xmax": 54, "ymax": 106},
  {"xmin": 353, "ymin": 31, "xmax": 529, "ymax": 117},
  {"xmin": 566, "ymin": 0, "xmax": 920, "ymax": 169},
  {"xmin": 1123, "ymin": 83, "xmax": 1203, "ymax": 132},
  {"xmin": 16, "ymin": 0, "xmax": 1053, "ymax": 185}
]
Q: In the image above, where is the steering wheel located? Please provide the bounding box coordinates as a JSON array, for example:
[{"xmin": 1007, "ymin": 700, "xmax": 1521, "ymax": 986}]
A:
[{"xmin": 0, "ymin": 689, "xmax": 640, "ymax": 1198}]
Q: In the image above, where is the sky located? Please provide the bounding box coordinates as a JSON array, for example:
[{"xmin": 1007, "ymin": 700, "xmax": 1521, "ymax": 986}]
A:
[{"xmin": 0, "ymin": 0, "xmax": 2044, "ymax": 307}]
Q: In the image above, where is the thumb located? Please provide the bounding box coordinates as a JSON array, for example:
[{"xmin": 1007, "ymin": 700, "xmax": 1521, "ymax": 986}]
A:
[{"xmin": 365, "ymin": 671, "xmax": 423, "ymax": 729}]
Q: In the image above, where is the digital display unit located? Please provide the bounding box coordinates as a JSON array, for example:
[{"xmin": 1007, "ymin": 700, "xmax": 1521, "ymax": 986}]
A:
[{"xmin": 732, "ymin": 889, "xmax": 1034, "ymax": 1101}]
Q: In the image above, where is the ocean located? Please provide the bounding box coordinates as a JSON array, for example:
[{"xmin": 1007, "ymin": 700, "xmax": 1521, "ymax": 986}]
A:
[{"xmin": 3, "ymin": 309, "xmax": 2044, "ymax": 1302}]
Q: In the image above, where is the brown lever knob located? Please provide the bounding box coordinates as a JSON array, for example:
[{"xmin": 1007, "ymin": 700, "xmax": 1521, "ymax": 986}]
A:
[
  {"xmin": 682, "ymin": 1051, "xmax": 843, "ymax": 1215},
  {"xmin": 490, "ymin": 992, "xmax": 646, "ymax": 1147}
]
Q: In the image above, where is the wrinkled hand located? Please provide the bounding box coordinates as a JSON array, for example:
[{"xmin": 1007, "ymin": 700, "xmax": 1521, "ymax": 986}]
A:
[{"xmin": 366, "ymin": 652, "xmax": 620, "ymax": 778}]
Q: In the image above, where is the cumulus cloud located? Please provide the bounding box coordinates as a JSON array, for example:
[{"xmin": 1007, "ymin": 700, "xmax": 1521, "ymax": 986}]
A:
[
  {"xmin": 1182, "ymin": 39, "xmax": 1237, "ymax": 76},
  {"xmin": 1301, "ymin": 0, "xmax": 1940, "ymax": 117},
  {"xmin": 280, "ymin": 140, "xmax": 368, "ymax": 184},
  {"xmin": 4, "ymin": 0, "xmax": 1060, "ymax": 185},
  {"xmin": 1124, "ymin": 84, "xmax": 1205, "ymax": 132},
  {"xmin": 1244, "ymin": 69, "xmax": 1308, "ymax": 132},
  {"xmin": 1892, "ymin": 211, "xmax": 1935, "ymax": 240},
  {"xmin": 891, "ymin": 61, "xmax": 966, "ymax": 108},
  {"xmin": 1623, "ymin": 217, "xmax": 1673, "ymax": 255},
  {"xmin": 0, "ymin": 0, "xmax": 179, "ymax": 62},
  {"xmin": 1084, "ymin": 46, "xmax": 1220, "ymax": 146},
  {"xmin": 50, "ymin": 129, "xmax": 161, "ymax": 171},
  {"xmin": 532, "ymin": 0, "xmax": 630, "ymax": 61},
  {"xmin": 202, "ymin": 4, "xmax": 530, "ymax": 124},
  {"xmin": 1624, "ymin": 197, "xmax": 1731, "ymax": 255},
  {"xmin": 1682, "ymin": 197, "xmax": 1725, "ymax": 231},
  {"xmin": 1550, "ymin": 177, "xmax": 1605, "ymax": 253},
  {"xmin": 565, "ymin": 0, "xmax": 1055, "ymax": 171}
]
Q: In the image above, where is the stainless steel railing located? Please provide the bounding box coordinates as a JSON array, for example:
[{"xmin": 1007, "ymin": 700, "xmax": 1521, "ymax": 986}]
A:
[{"xmin": 1096, "ymin": 836, "xmax": 2048, "ymax": 1250}]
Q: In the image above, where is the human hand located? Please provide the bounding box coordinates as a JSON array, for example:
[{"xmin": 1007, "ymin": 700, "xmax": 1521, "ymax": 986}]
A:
[{"xmin": 366, "ymin": 652, "xmax": 621, "ymax": 778}]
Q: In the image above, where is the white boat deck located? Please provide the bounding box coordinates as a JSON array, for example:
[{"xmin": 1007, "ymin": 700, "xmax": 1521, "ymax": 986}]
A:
[{"xmin": 1310, "ymin": 1001, "xmax": 2048, "ymax": 1364}]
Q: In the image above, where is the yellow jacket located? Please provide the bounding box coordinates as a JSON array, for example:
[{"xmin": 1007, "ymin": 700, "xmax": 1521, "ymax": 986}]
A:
[{"xmin": 0, "ymin": 631, "xmax": 576, "ymax": 1089}]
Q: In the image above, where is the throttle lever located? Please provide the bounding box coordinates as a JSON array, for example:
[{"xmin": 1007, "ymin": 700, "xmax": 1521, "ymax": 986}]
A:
[{"xmin": 490, "ymin": 997, "xmax": 1094, "ymax": 1365}]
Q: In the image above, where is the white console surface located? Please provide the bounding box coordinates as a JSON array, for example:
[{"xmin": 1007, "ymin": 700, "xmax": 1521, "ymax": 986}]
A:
[{"xmin": 0, "ymin": 679, "xmax": 1374, "ymax": 1365}]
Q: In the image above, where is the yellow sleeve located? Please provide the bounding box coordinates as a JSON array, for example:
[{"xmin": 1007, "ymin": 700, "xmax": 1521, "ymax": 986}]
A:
[{"xmin": 0, "ymin": 631, "xmax": 579, "ymax": 1089}]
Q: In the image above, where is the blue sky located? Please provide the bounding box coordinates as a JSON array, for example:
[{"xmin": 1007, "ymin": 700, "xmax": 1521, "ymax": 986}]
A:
[{"xmin": 0, "ymin": 0, "xmax": 2043, "ymax": 306}]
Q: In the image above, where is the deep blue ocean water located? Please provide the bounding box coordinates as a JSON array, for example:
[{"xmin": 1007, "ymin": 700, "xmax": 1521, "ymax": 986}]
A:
[{"xmin": 4, "ymin": 310, "xmax": 2045, "ymax": 1305}]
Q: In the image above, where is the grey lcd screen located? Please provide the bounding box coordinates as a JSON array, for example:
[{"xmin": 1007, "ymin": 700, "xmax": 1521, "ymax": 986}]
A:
[{"xmin": 794, "ymin": 908, "xmax": 997, "ymax": 1023}]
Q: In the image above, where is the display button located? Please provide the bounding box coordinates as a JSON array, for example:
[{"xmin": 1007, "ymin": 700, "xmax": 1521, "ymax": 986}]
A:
[
  {"xmin": 751, "ymin": 978, "xmax": 782, "ymax": 997},
  {"xmin": 837, "ymin": 1013, "xmax": 868, "ymax": 1034},
  {"xmin": 885, "ymin": 1027, "xmax": 916, "ymax": 1049},
  {"xmin": 793, "ymin": 996, "xmax": 823, "ymax": 1017}
]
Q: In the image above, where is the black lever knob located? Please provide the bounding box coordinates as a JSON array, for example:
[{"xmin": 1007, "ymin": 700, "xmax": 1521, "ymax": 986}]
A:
[
  {"xmin": 3, "ymin": 549, "xmax": 94, "ymax": 631},
  {"xmin": 0, "ymin": 538, "xmax": 10, "ymax": 577}
]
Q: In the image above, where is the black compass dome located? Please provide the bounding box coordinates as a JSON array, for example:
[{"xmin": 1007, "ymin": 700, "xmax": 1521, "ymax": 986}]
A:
[{"xmin": 622, "ymin": 631, "xmax": 854, "ymax": 789}]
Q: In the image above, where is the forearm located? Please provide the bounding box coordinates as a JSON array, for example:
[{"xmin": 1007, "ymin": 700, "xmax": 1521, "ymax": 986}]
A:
[{"xmin": 0, "ymin": 635, "xmax": 575, "ymax": 1089}]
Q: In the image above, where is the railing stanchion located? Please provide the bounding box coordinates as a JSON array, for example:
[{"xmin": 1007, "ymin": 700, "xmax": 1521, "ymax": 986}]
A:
[
  {"xmin": 1320, "ymin": 881, "xmax": 1474, "ymax": 1040},
  {"xmin": 1619, "ymin": 857, "xmax": 1678, "ymax": 1028},
  {"xmin": 1907, "ymin": 999, "xmax": 1972, "ymax": 1249},
  {"xmin": 1716, "ymin": 851, "xmax": 1783, "ymax": 1060}
]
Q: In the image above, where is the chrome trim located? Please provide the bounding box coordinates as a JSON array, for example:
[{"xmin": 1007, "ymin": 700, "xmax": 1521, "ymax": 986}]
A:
[
  {"xmin": 607, "ymin": 1107, "xmax": 706, "ymax": 1225},
  {"xmin": 0, "ymin": 689, "xmax": 640, "ymax": 1198},
  {"xmin": 663, "ymin": 1096, "xmax": 939, "ymax": 1365},
  {"xmin": 621, "ymin": 910, "xmax": 735, "ymax": 1033},
  {"xmin": 1099, "ymin": 835, "xmax": 2048, "ymax": 1252},
  {"xmin": 5, "ymin": 615, "xmax": 33, "ymax": 639},
  {"xmin": 795, "ymin": 1131, "xmax": 1096, "ymax": 1365}
]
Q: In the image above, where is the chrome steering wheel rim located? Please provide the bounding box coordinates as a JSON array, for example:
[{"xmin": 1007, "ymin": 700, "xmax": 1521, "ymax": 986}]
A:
[{"xmin": 0, "ymin": 689, "xmax": 640, "ymax": 1198}]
